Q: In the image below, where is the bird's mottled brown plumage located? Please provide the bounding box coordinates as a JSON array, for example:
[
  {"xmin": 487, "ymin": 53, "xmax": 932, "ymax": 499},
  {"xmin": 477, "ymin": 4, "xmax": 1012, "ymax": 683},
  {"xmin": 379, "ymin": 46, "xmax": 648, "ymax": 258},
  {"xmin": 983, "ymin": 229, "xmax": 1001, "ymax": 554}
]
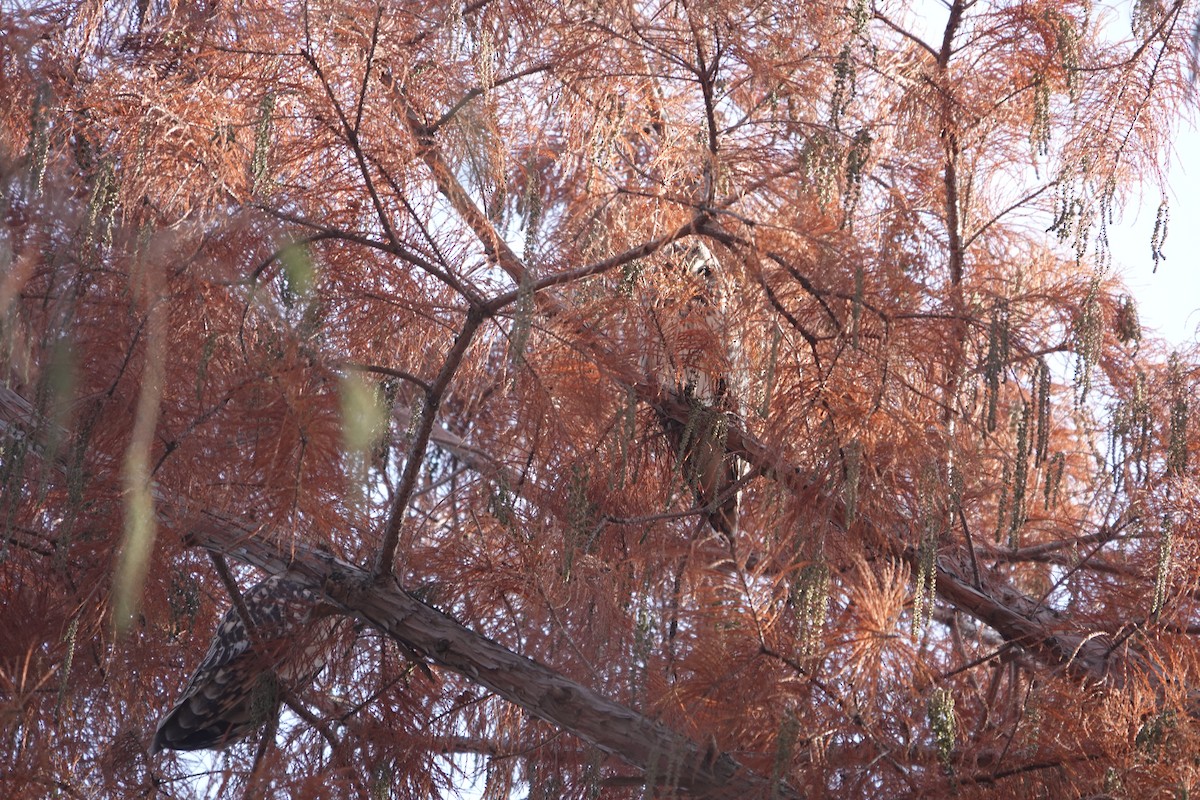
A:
[
  {"xmin": 152, "ymin": 574, "xmax": 339, "ymax": 753},
  {"xmin": 644, "ymin": 241, "xmax": 745, "ymax": 539},
  {"xmin": 658, "ymin": 387, "xmax": 741, "ymax": 539}
]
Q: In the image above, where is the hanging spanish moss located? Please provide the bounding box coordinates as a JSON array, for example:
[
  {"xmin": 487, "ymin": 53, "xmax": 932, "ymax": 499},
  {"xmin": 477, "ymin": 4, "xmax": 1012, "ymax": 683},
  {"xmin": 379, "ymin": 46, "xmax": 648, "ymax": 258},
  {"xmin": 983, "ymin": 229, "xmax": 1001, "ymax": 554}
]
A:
[
  {"xmin": 793, "ymin": 560, "xmax": 830, "ymax": 659},
  {"xmin": 520, "ymin": 157, "xmax": 542, "ymax": 263},
  {"xmin": 251, "ymin": 92, "xmax": 275, "ymax": 197},
  {"xmin": 507, "ymin": 270, "xmax": 535, "ymax": 374},
  {"xmin": 1151, "ymin": 199, "xmax": 1170, "ymax": 273},
  {"xmin": 1030, "ymin": 79, "xmax": 1051, "ymax": 158},
  {"xmin": 28, "ymin": 84, "xmax": 50, "ymax": 198},
  {"xmin": 1034, "ymin": 357, "xmax": 1052, "ymax": 466},
  {"xmin": 1115, "ymin": 295, "xmax": 1141, "ymax": 344},
  {"xmin": 83, "ymin": 160, "xmax": 116, "ymax": 250},
  {"xmin": 803, "ymin": 132, "xmax": 840, "ymax": 206},
  {"xmin": 851, "ymin": 263, "xmax": 864, "ymax": 348},
  {"xmin": 770, "ymin": 711, "xmax": 800, "ymax": 788},
  {"xmin": 1151, "ymin": 514, "xmax": 1174, "ymax": 621},
  {"xmin": 54, "ymin": 613, "xmax": 79, "ymax": 715},
  {"xmin": 1073, "ymin": 277, "xmax": 1103, "ymax": 406},
  {"xmin": 757, "ymin": 323, "xmax": 782, "ymax": 418},
  {"xmin": 1055, "ymin": 10, "xmax": 1082, "ymax": 99},
  {"xmin": 994, "ymin": 463, "xmax": 1011, "ymax": 543},
  {"xmin": 1110, "ymin": 371, "xmax": 1153, "ymax": 490},
  {"xmin": 1167, "ymin": 353, "xmax": 1189, "ymax": 477},
  {"xmin": 1008, "ymin": 403, "xmax": 1032, "ymax": 547},
  {"xmin": 842, "ymin": 128, "xmax": 872, "ymax": 227},
  {"xmin": 912, "ymin": 534, "xmax": 937, "ymax": 641},
  {"xmin": 984, "ymin": 299, "xmax": 1010, "ymax": 433},
  {"xmin": 928, "ymin": 687, "xmax": 956, "ymax": 774},
  {"xmin": 1043, "ymin": 451, "xmax": 1065, "ymax": 510},
  {"xmin": 843, "ymin": 438, "xmax": 862, "ymax": 525},
  {"xmin": 829, "ymin": 50, "xmax": 856, "ymax": 131}
]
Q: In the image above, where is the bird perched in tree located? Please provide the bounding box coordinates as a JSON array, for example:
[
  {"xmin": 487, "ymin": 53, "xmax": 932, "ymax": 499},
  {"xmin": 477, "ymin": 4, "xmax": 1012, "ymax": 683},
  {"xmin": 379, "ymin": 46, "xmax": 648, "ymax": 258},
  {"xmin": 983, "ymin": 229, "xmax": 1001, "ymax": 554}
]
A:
[
  {"xmin": 152, "ymin": 573, "xmax": 340, "ymax": 752},
  {"xmin": 643, "ymin": 241, "xmax": 745, "ymax": 540},
  {"xmin": 658, "ymin": 387, "xmax": 740, "ymax": 538}
]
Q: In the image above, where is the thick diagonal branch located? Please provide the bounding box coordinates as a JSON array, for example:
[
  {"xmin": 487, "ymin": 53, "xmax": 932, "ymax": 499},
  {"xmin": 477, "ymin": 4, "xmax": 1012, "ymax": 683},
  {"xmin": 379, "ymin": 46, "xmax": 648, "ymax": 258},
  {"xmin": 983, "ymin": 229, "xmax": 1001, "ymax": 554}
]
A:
[{"xmin": 186, "ymin": 510, "xmax": 796, "ymax": 800}]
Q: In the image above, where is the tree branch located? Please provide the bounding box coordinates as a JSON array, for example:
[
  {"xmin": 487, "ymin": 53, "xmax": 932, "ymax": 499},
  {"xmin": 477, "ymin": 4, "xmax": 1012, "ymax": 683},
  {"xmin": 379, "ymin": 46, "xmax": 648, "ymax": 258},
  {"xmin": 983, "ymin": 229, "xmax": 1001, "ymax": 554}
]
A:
[
  {"xmin": 186, "ymin": 510, "xmax": 797, "ymax": 799},
  {"xmin": 374, "ymin": 307, "xmax": 486, "ymax": 578}
]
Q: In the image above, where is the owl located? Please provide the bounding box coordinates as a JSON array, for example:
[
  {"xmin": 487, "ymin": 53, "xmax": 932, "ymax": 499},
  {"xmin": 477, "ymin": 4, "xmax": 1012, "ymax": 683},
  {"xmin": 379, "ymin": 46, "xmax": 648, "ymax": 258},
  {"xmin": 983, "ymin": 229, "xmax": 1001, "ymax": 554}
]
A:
[
  {"xmin": 152, "ymin": 573, "xmax": 340, "ymax": 752},
  {"xmin": 643, "ymin": 241, "xmax": 746, "ymax": 539}
]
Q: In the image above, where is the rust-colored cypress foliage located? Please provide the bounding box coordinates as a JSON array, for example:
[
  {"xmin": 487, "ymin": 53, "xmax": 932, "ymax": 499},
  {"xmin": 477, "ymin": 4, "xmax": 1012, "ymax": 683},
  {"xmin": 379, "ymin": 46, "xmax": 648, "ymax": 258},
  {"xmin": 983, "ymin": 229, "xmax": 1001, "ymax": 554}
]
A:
[{"xmin": 2, "ymin": 1, "xmax": 1199, "ymax": 797}]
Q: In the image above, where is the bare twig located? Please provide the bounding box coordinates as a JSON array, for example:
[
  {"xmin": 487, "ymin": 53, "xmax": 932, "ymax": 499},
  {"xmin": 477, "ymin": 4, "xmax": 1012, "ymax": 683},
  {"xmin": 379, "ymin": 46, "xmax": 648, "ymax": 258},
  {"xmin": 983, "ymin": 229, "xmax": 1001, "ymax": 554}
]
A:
[{"xmin": 374, "ymin": 307, "xmax": 485, "ymax": 578}]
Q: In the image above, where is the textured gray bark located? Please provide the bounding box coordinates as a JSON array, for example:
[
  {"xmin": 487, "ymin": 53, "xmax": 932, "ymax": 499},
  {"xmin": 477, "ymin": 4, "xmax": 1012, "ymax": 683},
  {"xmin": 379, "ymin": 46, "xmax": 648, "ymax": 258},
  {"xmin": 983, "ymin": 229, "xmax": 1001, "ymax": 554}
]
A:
[{"xmin": 185, "ymin": 511, "xmax": 795, "ymax": 799}]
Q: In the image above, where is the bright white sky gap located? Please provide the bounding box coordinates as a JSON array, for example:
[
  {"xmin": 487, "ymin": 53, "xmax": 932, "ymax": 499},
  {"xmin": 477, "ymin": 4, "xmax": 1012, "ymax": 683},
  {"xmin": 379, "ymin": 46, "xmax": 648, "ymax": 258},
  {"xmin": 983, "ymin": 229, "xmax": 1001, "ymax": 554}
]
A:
[{"xmin": 1112, "ymin": 121, "xmax": 1200, "ymax": 347}]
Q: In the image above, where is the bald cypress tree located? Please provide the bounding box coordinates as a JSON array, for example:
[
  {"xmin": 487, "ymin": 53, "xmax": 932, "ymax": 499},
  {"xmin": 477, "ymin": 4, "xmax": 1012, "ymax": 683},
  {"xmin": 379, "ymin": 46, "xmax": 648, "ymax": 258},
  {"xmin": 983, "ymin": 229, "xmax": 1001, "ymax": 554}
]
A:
[{"xmin": 1, "ymin": 2, "xmax": 1198, "ymax": 797}]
